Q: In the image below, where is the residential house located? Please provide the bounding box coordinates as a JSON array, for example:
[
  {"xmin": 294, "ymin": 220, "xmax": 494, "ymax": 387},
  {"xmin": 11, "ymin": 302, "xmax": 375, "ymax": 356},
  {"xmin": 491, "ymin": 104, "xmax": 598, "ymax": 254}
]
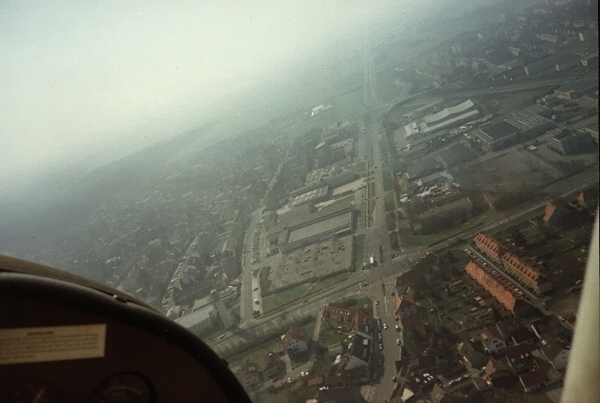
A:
[
  {"xmin": 315, "ymin": 387, "xmax": 367, "ymax": 403},
  {"xmin": 464, "ymin": 261, "xmax": 531, "ymax": 317},
  {"xmin": 542, "ymin": 202, "xmax": 570, "ymax": 227},
  {"xmin": 328, "ymin": 343, "xmax": 343, "ymax": 357},
  {"xmin": 353, "ymin": 309, "xmax": 372, "ymax": 334},
  {"xmin": 530, "ymin": 316, "xmax": 563, "ymax": 340},
  {"xmin": 410, "ymin": 354, "xmax": 438, "ymax": 375},
  {"xmin": 495, "ymin": 320, "xmax": 535, "ymax": 346},
  {"xmin": 518, "ymin": 356, "xmax": 562, "ymax": 392},
  {"xmin": 457, "ymin": 339, "xmax": 489, "ymax": 371},
  {"xmin": 509, "ymin": 326, "xmax": 536, "ymax": 346},
  {"xmin": 430, "ymin": 384, "xmax": 477, "ymax": 403},
  {"xmin": 577, "ymin": 187, "xmax": 598, "ymax": 209},
  {"xmin": 501, "ymin": 252, "xmax": 553, "ymax": 294},
  {"xmin": 323, "ymin": 304, "xmax": 371, "ymax": 333},
  {"xmin": 335, "ymin": 366, "xmax": 370, "ymax": 386},
  {"xmin": 539, "ymin": 337, "xmax": 570, "ymax": 370},
  {"xmin": 401, "ymin": 314, "xmax": 426, "ymax": 337},
  {"xmin": 495, "ymin": 320, "xmax": 521, "ymax": 341},
  {"xmin": 389, "ymin": 385, "xmax": 418, "ymax": 403},
  {"xmin": 480, "ymin": 327, "xmax": 507, "ymax": 355},
  {"xmin": 263, "ymin": 352, "xmax": 283, "ymax": 379},
  {"xmin": 307, "ymin": 376, "xmax": 324, "ymax": 388},
  {"xmin": 282, "ymin": 327, "xmax": 309, "ymax": 355},
  {"xmin": 395, "ymin": 293, "xmax": 418, "ymax": 319},
  {"xmin": 482, "ymin": 357, "xmax": 514, "ymax": 387},
  {"xmin": 471, "ymin": 374, "xmax": 491, "ymax": 392},
  {"xmin": 519, "ymin": 368, "xmax": 546, "ymax": 393},
  {"xmin": 395, "ymin": 272, "xmax": 417, "ymax": 295},
  {"xmin": 474, "ymin": 233, "xmax": 508, "ymax": 259},
  {"xmin": 345, "ymin": 332, "xmax": 371, "ymax": 370},
  {"xmin": 505, "ymin": 343, "xmax": 535, "ymax": 373},
  {"xmin": 239, "ymin": 359, "xmax": 261, "ymax": 388},
  {"xmin": 323, "ymin": 304, "xmax": 355, "ymax": 330}
]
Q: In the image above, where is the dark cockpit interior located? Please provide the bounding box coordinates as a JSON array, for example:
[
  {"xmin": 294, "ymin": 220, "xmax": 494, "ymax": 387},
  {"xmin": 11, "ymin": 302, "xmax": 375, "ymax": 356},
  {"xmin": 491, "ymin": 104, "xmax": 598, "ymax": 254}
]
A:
[{"xmin": 0, "ymin": 255, "xmax": 251, "ymax": 403}]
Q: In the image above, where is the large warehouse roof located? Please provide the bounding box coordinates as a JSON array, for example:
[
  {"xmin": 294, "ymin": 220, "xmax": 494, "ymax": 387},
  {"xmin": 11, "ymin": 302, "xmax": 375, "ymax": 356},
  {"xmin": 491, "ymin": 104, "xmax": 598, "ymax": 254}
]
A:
[
  {"xmin": 480, "ymin": 121, "xmax": 520, "ymax": 140},
  {"xmin": 287, "ymin": 210, "xmax": 353, "ymax": 244}
]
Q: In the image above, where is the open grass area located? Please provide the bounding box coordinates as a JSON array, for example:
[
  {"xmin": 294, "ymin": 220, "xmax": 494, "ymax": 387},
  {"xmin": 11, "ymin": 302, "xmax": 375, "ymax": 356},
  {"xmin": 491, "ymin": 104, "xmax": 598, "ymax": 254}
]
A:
[
  {"xmin": 349, "ymin": 160, "xmax": 367, "ymax": 176},
  {"xmin": 262, "ymin": 274, "xmax": 350, "ymax": 314},
  {"xmin": 319, "ymin": 326, "xmax": 349, "ymax": 347},
  {"xmin": 379, "ymin": 138, "xmax": 389, "ymax": 159},
  {"xmin": 382, "ymin": 169, "xmax": 394, "ymax": 192},
  {"xmin": 259, "ymin": 266, "xmax": 271, "ymax": 291},
  {"xmin": 330, "ymin": 87, "xmax": 368, "ymax": 121},
  {"xmin": 386, "ymin": 212, "xmax": 396, "ymax": 231},
  {"xmin": 470, "ymin": 86, "xmax": 555, "ymax": 116},
  {"xmin": 540, "ymin": 164, "xmax": 598, "ymax": 194},
  {"xmin": 354, "ymin": 234, "xmax": 366, "ymax": 270},
  {"xmin": 376, "ymin": 68, "xmax": 411, "ymax": 103},
  {"xmin": 384, "ymin": 192, "xmax": 395, "ymax": 211},
  {"xmin": 401, "ymin": 233, "xmax": 447, "ymax": 248},
  {"xmin": 389, "ymin": 231, "xmax": 399, "ymax": 249},
  {"xmin": 280, "ymin": 112, "xmax": 337, "ymax": 140},
  {"xmin": 351, "ymin": 297, "xmax": 372, "ymax": 310},
  {"xmin": 229, "ymin": 338, "xmax": 283, "ymax": 371},
  {"xmin": 368, "ymin": 181, "xmax": 375, "ymax": 198},
  {"xmin": 483, "ymin": 385, "xmax": 554, "ymax": 403}
]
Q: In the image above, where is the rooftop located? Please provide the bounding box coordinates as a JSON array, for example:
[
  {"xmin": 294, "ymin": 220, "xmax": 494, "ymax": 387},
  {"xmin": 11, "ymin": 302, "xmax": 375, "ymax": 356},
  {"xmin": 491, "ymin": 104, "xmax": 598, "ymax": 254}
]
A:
[
  {"xmin": 437, "ymin": 143, "xmax": 478, "ymax": 168},
  {"xmin": 557, "ymin": 78, "xmax": 599, "ymax": 94},
  {"xmin": 480, "ymin": 121, "xmax": 520, "ymax": 141}
]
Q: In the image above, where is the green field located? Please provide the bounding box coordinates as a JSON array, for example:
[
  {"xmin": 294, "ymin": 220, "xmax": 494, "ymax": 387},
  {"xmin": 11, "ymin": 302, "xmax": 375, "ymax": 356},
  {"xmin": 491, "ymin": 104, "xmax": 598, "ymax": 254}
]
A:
[
  {"xmin": 382, "ymin": 169, "xmax": 394, "ymax": 192},
  {"xmin": 262, "ymin": 274, "xmax": 350, "ymax": 314}
]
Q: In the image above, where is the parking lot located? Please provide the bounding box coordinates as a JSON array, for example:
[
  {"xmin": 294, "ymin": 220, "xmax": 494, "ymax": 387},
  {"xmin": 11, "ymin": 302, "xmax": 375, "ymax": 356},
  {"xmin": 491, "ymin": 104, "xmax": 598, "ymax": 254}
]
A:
[{"xmin": 265, "ymin": 237, "xmax": 353, "ymax": 291}]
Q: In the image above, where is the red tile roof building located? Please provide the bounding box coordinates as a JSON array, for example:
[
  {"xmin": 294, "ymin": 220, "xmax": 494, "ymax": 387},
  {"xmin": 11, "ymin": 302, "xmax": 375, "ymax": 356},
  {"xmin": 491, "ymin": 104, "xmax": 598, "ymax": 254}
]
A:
[
  {"xmin": 474, "ymin": 233, "xmax": 507, "ymax": 259},
  {"xmin": 474, "ymin": 233, "xmax": 552, "ymax": 294},
  {"xmin": 505, "ymin": 343, "xmax": 535, "ymax": 372},
  {"xmin": 577, "ymin": 187, "xmax": 598, "ymax": 209},
  {"xmin": 401, "ymin": 314, "xmax": 426, "ymax": 337},
  {"xmin": 394, "ymin": 293, "xmax": 418, "ymax": 319},
  {"xmin": 323, "ymin": 304, "xmax": 371, "ymax": 332},
  {"xmin": 501, "ymin": 252, "xmax": 552, "ymax": 294},
  {"xmin": 542, "ymin": 202, "xmax": 569, "ymax": 226},
  {"xmin": 282, "ymin": 327, "xmax": 308, "ymax": 355},
  {"xmin": 464, "ymin": 261, "xmax": 529, "ymax": 316}
]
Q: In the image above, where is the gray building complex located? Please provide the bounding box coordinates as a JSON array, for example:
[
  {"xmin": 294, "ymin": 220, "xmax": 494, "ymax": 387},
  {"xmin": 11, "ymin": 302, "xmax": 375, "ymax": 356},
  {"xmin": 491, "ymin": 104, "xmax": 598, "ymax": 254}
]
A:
[
  {"xmin": 405, "ymin": 157, "xmax": 443, "ymax": 182},
  {"xmin": 267, "ymin": 199, "xmax": 356, "ymax": 253},
  {"xmin": 546, "ymin": 128, "xmax": 597, "ymax": 155},
  {"xmin": 474, "ymin": 121, "xmax": 520, "ymax": 151},
  {"xmin": 175, "ymin": 289, "xmax": 233, "ymax": 333},
  {"xmin": 291, "ymin": 185, "xmax": 330, "ymax": 207},
  {"xmin": 474, "ymin": 105, "xmax": 554, "ymax": 151},
  {"xmin": 404, "ymin": 98, "xmax": 480, "ymax": 139},
  {"xmin": 437, "ymin": 143, "xmax": 478, "ymax": 169},
  {"xmin": 282, "ymin": 206, "xmax": 355, "ymax": 253},
  {"xmin": 554, "ymin": 78, "xmax": 599, "ymax": 100}
]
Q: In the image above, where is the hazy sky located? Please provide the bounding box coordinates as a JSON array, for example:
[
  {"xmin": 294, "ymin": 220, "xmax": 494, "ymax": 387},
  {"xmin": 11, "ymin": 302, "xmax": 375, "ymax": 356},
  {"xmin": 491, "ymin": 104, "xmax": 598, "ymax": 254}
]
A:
[{"xmin": 1, "ymin": 1, "xmax": 410, "ymax": 192}]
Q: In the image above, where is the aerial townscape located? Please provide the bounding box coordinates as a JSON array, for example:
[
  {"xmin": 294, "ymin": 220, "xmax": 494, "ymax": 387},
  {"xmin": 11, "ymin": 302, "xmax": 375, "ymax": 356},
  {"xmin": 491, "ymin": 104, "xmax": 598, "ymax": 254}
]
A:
[{"xmin": 1, "ymin": 0, "xmax": 598, "ymax": 402}]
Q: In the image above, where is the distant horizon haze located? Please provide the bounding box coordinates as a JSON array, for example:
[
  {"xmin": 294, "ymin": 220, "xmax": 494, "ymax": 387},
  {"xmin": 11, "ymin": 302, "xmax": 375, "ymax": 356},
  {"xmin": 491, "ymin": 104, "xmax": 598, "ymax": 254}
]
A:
[{"xmin": 1, "ymin": 0, "xmax": 421, "ymax": 194}]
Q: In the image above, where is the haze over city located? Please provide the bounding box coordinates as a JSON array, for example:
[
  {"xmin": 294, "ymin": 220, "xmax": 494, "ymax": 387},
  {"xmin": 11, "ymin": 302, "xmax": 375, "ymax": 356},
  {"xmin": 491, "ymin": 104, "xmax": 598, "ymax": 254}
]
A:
[
  {"xmin": 0, "ymin": 0, "xmax": 597, "ymax": 401},
  {"xmin": 1, "ymin": 0, "xmax": 417, "ymax": 193}
]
